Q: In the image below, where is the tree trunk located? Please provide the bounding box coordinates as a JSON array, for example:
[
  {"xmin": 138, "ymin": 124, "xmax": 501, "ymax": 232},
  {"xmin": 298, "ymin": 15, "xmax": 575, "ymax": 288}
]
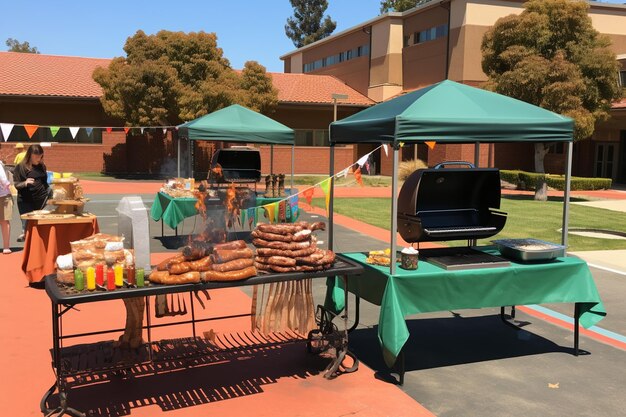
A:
[{"xmin": 534, "ymin": 143, "xmax": 550, "ymax": 201}]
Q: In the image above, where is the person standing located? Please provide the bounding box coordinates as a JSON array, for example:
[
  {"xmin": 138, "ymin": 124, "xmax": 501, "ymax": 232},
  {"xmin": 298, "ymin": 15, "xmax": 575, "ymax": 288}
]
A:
[
  {"xmin": 13, "ymin": 143, "xmax": 26, "ymax": 165},
  {"xmin": 13, "ymin": 144, "xmax": 50, "ymax": 242},
  {"xmin": 0, "ymin": 159, "xmax": 13, "ymax": 254}
]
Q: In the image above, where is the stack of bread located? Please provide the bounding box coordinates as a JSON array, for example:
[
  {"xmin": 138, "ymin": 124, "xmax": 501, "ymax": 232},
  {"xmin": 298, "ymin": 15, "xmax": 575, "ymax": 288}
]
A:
[
  {"xmin": 149, "ymin": 240, "xmax": 257, "ymax": 285},
  {"xmin": 55, "ymin": 233, "xmax": 135, "ymax": 285},
  {"xmin": 251, "ymin": 222, "xmax": 335, "ymax": 272}
]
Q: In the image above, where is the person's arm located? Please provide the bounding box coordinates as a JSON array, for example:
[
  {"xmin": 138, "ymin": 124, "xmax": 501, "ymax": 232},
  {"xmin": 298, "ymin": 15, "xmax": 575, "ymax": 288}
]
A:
[{"xmin": 12, "ymin": 164, "xmax": 29, "ymax": 189}]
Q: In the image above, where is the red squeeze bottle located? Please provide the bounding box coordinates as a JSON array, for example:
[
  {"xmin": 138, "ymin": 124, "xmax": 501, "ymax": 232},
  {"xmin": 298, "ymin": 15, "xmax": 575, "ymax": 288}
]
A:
[
  {"xmin": 96, "ymin": 264, "xmax": 104, "ymax": 286},
  {"xmin": 106, "ymin": 268, "xmax": 116, "ymax": 291},
  {"xmin": 127, "ymin": 265, "xmax": 136, "ymax": 286}
]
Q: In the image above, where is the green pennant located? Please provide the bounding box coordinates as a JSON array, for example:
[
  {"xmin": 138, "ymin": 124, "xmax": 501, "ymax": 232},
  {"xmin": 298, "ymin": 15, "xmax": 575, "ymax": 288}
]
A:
[{"xmin": 49, "ymin": 126, "xmax": 60, "ymax": 138}]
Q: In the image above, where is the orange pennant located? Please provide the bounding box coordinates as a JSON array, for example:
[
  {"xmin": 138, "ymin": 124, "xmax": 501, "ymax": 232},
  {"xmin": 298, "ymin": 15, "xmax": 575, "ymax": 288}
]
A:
[
  {"xmin": 303, "ymin": 187, "xmax": 315, "ymax": 207},
  {"xmin": 24, "ymin": 124, "xmax": 39, "ymax": 139},
  {"xmin": 354, "ymin": 167, "xmax": 363, "ymax": 187},
  {"xmin": 106, "ymin": 127, "xmax": 113, "ymax": 133},
  {"xmin": 425, "ymin": 141, "xmax": 436, "ymax": 150},
  {"xmin": 124, "ymin": 127, "xmax": 130, "ymax": 134}
]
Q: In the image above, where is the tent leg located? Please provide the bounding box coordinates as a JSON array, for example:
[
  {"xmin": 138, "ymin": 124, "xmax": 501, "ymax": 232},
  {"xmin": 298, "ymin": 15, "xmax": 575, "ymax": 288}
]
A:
[
  {"xmin": 177, "ymin": 135, "xmax": 181, "ymax": 178},
  {"xmin": 329, "ymin": 144, "xmax": 335, "ymax": 251},
  {"xmin": 270, "ymin": 145, "xmax": 274, "ymax": 175},
  {"xmin": 291, "ymin": 145, "xmax": 295, "ymax": 195},
  {"xmin": 390, "ymin": 144, "xmax": 399, "ymax": 275},
  {"xmin": 562, "ymin": 141, "xmax": 573, "ymax": 248},
  {"xmin": 474, "ymin": 141, "xmax": 480, "ymax": 167}
]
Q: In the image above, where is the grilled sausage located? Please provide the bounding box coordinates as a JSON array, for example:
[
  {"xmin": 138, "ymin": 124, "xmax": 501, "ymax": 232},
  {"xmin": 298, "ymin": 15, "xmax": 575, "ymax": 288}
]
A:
[
  {"xmin": 157, "ymin": 255, "xmax": 185, "ymax": 271},
  {"xmin": 211, "ymin": 248, "xmax": 254, "ymax": 264},
  {"xmin": 187, "ymin": 256, "xmax": 212, "ymax": 271},
  {"xmin": 256, "ymin": 246, "xmax": 317, "ymax": 258},
  {"xmin": 213, "ymin": 240, "xmax": 247, "ymax": 250},
  {"xmin": 201, "ymin": 266, "xmax": 257, "ymax": 282},
  {"xmin": 169, "ymin": 262, "xmax": 191, "ymax": 275},
  {"xmin": 211, "ymin": 258, "xmax": 254, "ymax": 272}
]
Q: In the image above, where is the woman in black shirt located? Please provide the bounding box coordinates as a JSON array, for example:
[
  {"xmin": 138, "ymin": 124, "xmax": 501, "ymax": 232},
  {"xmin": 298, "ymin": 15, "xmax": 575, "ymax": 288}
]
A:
[{"xmin": 13, "ymin": 144, "xmax": 50, "ymax": 241}]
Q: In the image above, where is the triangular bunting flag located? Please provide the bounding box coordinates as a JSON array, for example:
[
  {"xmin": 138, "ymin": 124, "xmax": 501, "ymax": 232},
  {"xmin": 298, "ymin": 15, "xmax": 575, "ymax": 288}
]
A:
[
  {"xmin": 255, "ymin": 207, "xmax": 264, "ymax": 226},
  {"xmin": 85, "ymin": 128, "xmax": 93, "ymax": 137},
  {"xmin": 278, "ymin": 200, "xmax": 287, "ymax": 222},
  {"xmin": 383, "ymin": 144, "xmax": 388, "ymax": 156},
  {"xmin": 247, "ymin": 208, "xmax": 255, "ymax": 229},
  {"xmin": 124, "ymin": 127, "xmax": 130, "ymax": 134},
  {"xmin": 336, "ymin": 168, "xmax": 349, "ymax": 179},
  {"xmin": 105, "ymin": 127, "xmax": 113, "ymax": 133},
  {"xmin": 354, "ymin": 167, "xmax": 363, "ymax": 187},
  {"xmin": 356, "ymin": 153, "xmax": 370, "ymax": 167},
  {"xmin": 49, "ymin": 127, "xmax": 60, "ymax": 138},
  {"xmin": 302, "ymin": 187, "xmax": 315, "ymax": 207},
  {"xmin": 24, "ymin": 124, "xmax": 39, "ymax": 139},
  {"xmin": 0, "ymin": 123, "xmax": 14, "ymax": 141},
  {"xmin": 140, "ymin": 127, "xmax": 145, "ymax": 134},
  {"xmin": 288, "ymin": 194, "xmax": 299, "ymax": 221},
  {"xmin": 425, "ymin": 141, "xmax": 436, "ymax": 150},
  {"xmin": 319, "ymin": 177, "xmax": 332, "ymax": 216},
  {"xmin": 163, "ymin": 128, "xmax": 167, "ymax": 135},
  {"xmin": 240, "ymin": 209, "xmax": 247, "ymax": 228},
  {"xmin": 69, "ymin": 127, "xmax": 80, "ymax": 139}
]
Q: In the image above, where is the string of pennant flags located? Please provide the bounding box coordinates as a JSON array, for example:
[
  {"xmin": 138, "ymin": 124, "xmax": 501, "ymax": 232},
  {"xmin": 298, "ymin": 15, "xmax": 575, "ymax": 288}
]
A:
[
  {"xmin": 240, "ymin": 144, "xmax": 389, "ymax": 227},
  {"xmin": 0, "ymin": 122, "xmax": 178, "ymax": 142}
]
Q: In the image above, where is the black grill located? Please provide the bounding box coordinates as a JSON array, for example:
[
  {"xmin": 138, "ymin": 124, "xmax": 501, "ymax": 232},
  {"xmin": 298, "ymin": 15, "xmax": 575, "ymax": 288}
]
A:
[
  {"xmin": 397, "ymin": 162, "xmax": 507, "ymax": 243},
  {"xmin": 209, "ymin": 148, "xmax": 261, "ymax": 183}
]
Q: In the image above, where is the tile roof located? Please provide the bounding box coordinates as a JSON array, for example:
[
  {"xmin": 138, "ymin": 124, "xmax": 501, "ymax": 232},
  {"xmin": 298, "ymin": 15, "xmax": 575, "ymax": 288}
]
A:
[
  {"xmin": 268, "ymin": 72, "xmax": 373, "ymax": 106},
  {"xmin": 0, "ymin": 52, "xmax": 111, "ymax": 98},
  {"xmin": 0, "ymin": 52, "xmax": 373, "ymax": 106}
]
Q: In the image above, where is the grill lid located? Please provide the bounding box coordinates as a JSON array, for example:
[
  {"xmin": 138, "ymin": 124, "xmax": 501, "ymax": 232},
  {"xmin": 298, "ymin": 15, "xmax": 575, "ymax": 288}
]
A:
[{"xmin": 397, "ymin": 162, "xmax": 506, "ymax": 243}]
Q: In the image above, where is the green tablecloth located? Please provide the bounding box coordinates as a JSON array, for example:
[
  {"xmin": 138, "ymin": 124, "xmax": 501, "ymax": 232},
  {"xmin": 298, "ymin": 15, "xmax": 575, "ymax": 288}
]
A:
[
  {"xmin": 150, "ymin": 192, "xmax": 198, "ymax": 229},
  {"xmin": 326, "ymin": 249, "xmax": 606, "ymax": 367}
]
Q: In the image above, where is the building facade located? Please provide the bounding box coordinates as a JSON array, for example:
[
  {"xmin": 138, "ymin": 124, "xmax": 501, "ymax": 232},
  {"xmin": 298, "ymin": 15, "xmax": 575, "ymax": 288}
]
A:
[{"xmin": 281, "ymin": 0, "xmax": 626, "ymax": 181}]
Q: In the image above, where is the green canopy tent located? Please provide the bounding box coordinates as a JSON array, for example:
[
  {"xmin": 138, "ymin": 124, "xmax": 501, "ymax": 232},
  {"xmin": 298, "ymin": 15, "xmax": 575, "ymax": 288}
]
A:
[
  {"xmin": 176, "ymin": 104, "xmax": 295, "ymax": 182},
  {"xmin": 329, "ymin": 80, "xmax": 575, "ymax": 274}
]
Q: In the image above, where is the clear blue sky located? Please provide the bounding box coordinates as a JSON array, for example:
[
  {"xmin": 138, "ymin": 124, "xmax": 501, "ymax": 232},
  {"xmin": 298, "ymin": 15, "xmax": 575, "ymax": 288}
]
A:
[
  {"xmin": 2, "ymin": 1, "xmax": 624, "ymax": 72},
  {"xmin": 1, "ymin": 0, "xmax": 382, "ymax": 72}
]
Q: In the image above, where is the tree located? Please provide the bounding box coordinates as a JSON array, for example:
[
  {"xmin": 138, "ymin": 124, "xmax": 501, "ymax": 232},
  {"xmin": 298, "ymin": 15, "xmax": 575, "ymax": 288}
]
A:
[
  {"xmin": 93, "ymin": 30, "xmax": 278, "ymax": 126},
  {"xmin": 6, "ymin": 38, "xmax": 39, "ymax": 53},
  {"xmin": 380, "ymin": 0, "xmax": 435, "ymax": 13},
  {"xmin": 285, "ymin": 0, "xmax": 336, "ymax": 48},
  {"xmin": 481, "ymin": 0, "xmax": 622, "ymax": 200}
]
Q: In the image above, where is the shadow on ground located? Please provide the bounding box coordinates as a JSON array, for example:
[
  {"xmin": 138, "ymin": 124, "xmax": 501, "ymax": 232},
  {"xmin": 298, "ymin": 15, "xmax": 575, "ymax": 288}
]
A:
[
  {"xmin": 45, "ymin": 341, "xmax": 328, "ymax": 417},
  {"xmin": 348, "ymin": 314, "xmax": 577, "ymax": 380}
]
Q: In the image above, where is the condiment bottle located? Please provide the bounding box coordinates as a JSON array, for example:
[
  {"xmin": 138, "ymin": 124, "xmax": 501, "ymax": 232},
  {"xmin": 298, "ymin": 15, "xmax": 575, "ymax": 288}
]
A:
[
  {"xmin": 95, "ymin": 264, "xmax": 104, "ymax": 286},
  {"xmin": 106, "ymin": 268, "xmax": 116, "ymax": 291},
  {"xmin": 127, "ymin": 265, "xmax": 136, "ymax": 286},
  {"xmin": 86, "ymin": 266, "xmax": 96, "ymax": 291},
  {"xmin": 114, "ymin": 264, "xmax": 123, "ymax": 287},
  {"xmin": 136, "ymin": 268, "xmax": 145, "ymax": 287},
  {"xmin": 74, "ymin": 269, "xmax": 84, "ymax": 291}
]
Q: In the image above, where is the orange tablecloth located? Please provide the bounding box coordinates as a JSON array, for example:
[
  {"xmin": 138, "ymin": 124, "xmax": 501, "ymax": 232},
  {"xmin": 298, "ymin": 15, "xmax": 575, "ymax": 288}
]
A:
[{"xmin": 21, "ymin": 219, "xmax": 99, "ymax": 283}]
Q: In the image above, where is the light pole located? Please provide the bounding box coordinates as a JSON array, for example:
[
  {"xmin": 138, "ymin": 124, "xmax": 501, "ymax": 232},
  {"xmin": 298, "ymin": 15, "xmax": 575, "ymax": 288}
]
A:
[{"xmin": 332, "ymin": 93, "xmax": 349, "ymax": 122}]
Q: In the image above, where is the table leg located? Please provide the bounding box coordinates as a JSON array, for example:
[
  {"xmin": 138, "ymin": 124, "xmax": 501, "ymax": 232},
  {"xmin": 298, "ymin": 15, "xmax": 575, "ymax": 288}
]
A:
[
  {"xmin": 348, "ymin": 295, "xmax": 360, "ymax": 333},
  {"xmin": 574, "ymin": 303, "xmax": 580, "ymax": 356},
  {"xmin": 190, "ymin": 291, "xmax": 197, "ymax": 339},
  {"xmin": 500, "ymin": 305, "xmax": 520, "ymax": 330},
  {"xmin": 145, "ymin": 295, "xmax": 153, "ymax": 362}
]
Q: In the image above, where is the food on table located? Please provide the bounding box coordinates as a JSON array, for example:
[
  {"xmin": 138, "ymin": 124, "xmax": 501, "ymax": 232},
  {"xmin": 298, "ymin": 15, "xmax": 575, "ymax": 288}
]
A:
[
  {"xmin": 149, "ymin": 239, "xmax": 256, "ymax": 285},
  {"xmin": 160, "ymin": 178, "xmax": 201, "ymax": 198},
  {"xmin": 74, "ymin": 269, "xmax": 84, "ymax": 291},
  {"xmin": 366, "ymin": 248, "xmax": 393, "ymax": 266},
  {"xmin": 55, "ymin": 253, "xmax": 75, "ymax": 284},
  {"xmin": 400, "ymin": 247, "xmax": 419, "ymax": 270}
]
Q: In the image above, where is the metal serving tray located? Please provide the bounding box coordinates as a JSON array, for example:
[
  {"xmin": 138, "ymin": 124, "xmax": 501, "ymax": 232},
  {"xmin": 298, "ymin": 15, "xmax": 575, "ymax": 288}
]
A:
[{"xmin": 492, "ymin": 238, "xmax": 566, "ymax": 261}]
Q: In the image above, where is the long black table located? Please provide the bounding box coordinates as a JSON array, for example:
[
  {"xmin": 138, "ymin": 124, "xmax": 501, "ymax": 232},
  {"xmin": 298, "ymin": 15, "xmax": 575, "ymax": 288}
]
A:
[{"xmin": 42, "ymin": 255, "xmax": 364, "ymax": 417}]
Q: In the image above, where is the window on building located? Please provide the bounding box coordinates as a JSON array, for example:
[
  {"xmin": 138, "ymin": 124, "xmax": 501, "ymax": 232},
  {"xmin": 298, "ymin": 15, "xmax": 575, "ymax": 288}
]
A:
[
  {"xmin": 294, "ymin": 129, "xmax": 329, "ymax": 146},
  {"xmin": 301, "ymin": 43, "xmax": 369, "ymax": 73},
  {"xmin": 619, "ymin": 70, "xmax": 626, "ymax": 87},
  {"xmin": 413, "ymin": 24, "xmax": 448, "ymax": 45}
]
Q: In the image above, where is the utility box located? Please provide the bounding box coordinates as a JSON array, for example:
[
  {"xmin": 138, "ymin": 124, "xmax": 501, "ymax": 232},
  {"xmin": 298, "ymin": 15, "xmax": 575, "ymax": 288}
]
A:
[{"xmin": 117, "ymin": 196, "xmax": 151, "ymax": 273}]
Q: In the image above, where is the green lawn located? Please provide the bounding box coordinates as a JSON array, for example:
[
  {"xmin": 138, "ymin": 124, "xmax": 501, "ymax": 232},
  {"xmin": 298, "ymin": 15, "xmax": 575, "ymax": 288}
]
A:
[{"xmin": 312, "ymin": 196, "xmax": 626, "ymax": 251}]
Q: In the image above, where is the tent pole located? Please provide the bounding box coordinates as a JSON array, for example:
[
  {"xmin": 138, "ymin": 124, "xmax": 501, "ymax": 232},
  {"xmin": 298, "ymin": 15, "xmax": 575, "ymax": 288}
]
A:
[
  {"xmin": 390, "ymin": 144, "xmax": 399, "ymax": 275},
  {"xmin": 291, "ymin": 145, "xmax": 295, "ymax": 195},
  {"xmin": 329, "ymin": 144, "xmax": 335, "ymax": 251},
  {"xmin": 270, "ymin": 145, "xmax": 274, "ymax": 175},
  {"xmin": 177, "ymin": 134, "xmax": 181, "ymax": 178},
  {"xmin": 474, "ymin": 141, "xmax": 480, "ymax": 167},
  {"xmin": 562, "ymin": 141, "xmax": 573, "ymax": 248}
]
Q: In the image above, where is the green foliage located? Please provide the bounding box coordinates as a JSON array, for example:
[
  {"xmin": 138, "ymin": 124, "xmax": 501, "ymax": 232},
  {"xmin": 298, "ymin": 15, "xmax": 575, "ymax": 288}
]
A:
[
  {"xmin": 5, "ymin": 38, "xmax": 39, "ymax": 53},
  {"xmin": 93, "ymin": 30, "xmax": 278, "ymax": 125},
  {"xmin": 379, "ymin": 0, "xmax": 430, "ymax": 13},
  {"xmin": 285, "ymin": 0, "xmax": 337, "ymax": 48},
  {"xmin": 482, "ymin": 0, "xmax": 622, "ymax": 142},
  {"xmin": 501, "ymin": 169, "xmax": 612, "ymax": 191}
]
